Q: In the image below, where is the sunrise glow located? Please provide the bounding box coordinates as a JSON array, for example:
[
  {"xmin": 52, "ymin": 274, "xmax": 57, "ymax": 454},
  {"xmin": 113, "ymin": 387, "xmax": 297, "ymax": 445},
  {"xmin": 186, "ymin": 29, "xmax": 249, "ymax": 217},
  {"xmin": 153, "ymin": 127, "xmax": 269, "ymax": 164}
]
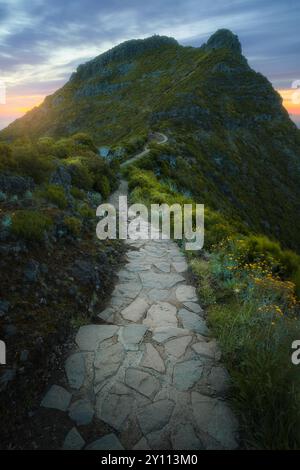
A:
[{"xmin": 277, "ymin": 88, "xmax": 300, "ymax": 116}]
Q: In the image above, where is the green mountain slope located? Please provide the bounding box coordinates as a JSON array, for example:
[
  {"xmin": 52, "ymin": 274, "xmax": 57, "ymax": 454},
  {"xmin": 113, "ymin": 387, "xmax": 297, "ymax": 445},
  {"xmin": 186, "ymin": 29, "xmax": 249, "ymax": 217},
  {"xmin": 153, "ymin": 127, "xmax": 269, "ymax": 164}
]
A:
[{"xmin": 1, "ymin": 29, "xmax": 300, "ymax": 251}]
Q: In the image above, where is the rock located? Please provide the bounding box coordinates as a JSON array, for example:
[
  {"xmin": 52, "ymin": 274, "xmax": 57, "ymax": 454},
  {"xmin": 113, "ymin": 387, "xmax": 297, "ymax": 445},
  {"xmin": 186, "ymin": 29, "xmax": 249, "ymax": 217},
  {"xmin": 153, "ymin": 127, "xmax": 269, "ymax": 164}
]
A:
[
  {"xmin": 4, "ymin": 324, "xmax": 17, "ymax": 337},
  {"xmin": 143, "ymin": 302, "xmax": 177, "ymax": 329},
  {"xmin": 20, "ymin": 350, "xmax": 29, "ymax": 362},
  {"xmin": 208, "ymin": 366, "xmax": 230, "ymax": 394},
  {"xmin": 183, "ymin": 302, "xmax": 203, "ymax": 314},
  {"xmin": 153, "ymin": 261, "xmax": 171, "ymax": 272},
  {"xmin": 63, "ymin": 427, "xmax": 85, "ymax": 450},
  {"xmin": 97, "ymin": 385, "xmax": 135, "ymax": 430},
  {"xmin": 125, "ymin": 368, "xmax": 160, "ymax": 398},
  {"xmin": 137, "ymin": 399, "xmax": 175, "ymax": 435},
  {"xmin": 165, "ymin": 336, "xmax": 192, "ymax": 358},
  {"xmin": 192, "ymin": 340, "xmax": 219, "ymax": 360},
  {"xmin": 178, "ymin": 309, "xmax": 209, "ymax": 335},
  {"xmin": 175, "ymin": 285, "xmax": 197, "ymax": 302},
  {"xmin": 203, "ymin": 29, "xmax": 242, "ymax": 55},
  {"xmin": 140, "ymin": 272, "xmax": 184, "ymax": 289},
  {"xmin": 118, "ymin": 324, "xmax": 147, "ymax": 350},
  {"xmin": 171, "ymin": 423, "xmax": 203, "ymax": 450},
  {"xmin": 113, "ymin": 282, "xmax": 142, "ymax": 299},
  {"xmin": 152, "ymin": 327, "xmax": 190, "ymax": 343},
  {"xmin": 50, "ymin": 164, "xmax": 72, "ymax": 188},
  {"xmin": 140, "ymin": 343, "xmax": 165, "ymax": 373},
  {"xmin": 71, "ymin": 259, "xmax": 100, "ymax": 286},
  {"xmin": 94, "ymin": 342, "xmax": 124, "ymax": 385},
  {"xmin": 65, "ymin": 353, "xmax": 86, "ymax": 389},
  {"xmin": 69, "ymin": 399, "xmax": 94, "ymax": 425},
  {"xmin": 24, "ymin": 259, "xmax": 40, "ymax": 283},
  {"xmin": 0, "ymin": 300, "xmax": 10, "ymax": 315},
  {"xmin": 76, "ymin": 325, "xmax": 118, "ymax": 350},
  {"xmin": 86, "ymin": 434, "xmax": 124, "ymax": 450},
  {"xmin": 0, "ymin": 368, "xmax": 16, "ymax": 390},
  {"xmin": 172, "ymin": 261, "xmax": 188, "ymax": 273},
  {"xmin": 0, "ymin": 173, "xmax": 35, "ymax": 195},
  {"xmin": 121, "ymin": 297, "xmax": 148, "ymax": 322},
  {"xmin": 133, "ymin": 437, "xmax": 151, "ymax": 450},
  {"xmin": 41, "ymin": 385, "xmax": 71, "ymax": 411},
  {"xmin": 97, "ymin": 306, "xmax": 115, "ymax": 322},
  {"xmin": 173, "ymin": 360, "xmax": 204, "ymax": 391},
  {"xmin": 147, "ymin": 289, "xmax": 169, "ymax": 301},
  {"xmin": 191, "ymin": 392, "xmax": 239, "ymax": 449}
]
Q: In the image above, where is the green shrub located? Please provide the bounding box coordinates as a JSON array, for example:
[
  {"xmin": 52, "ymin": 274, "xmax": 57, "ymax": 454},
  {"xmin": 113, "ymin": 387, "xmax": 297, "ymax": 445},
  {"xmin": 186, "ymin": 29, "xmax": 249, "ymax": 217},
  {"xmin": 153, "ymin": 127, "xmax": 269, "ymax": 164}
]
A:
[
  {"xmin": 11, "ymin": 145, "xmax": 55, "ymax": 183},
  {"xmin": 209, "ymin": 301, "xmax": 300, "ymax": 449},
  {"xmin": 190, "ymin": 258, "xmax": 217, "ymax": 306},
  {"xmin": 71, "ymin": 132, "xmax": 97, "ymax": 152},
  {"xmin": 70, "ymin": 187, "xmax": 85, "ymax": 199},
  {"xmin": 78, "ymin": 203, "xmax": 94, "ymax": 219},
  {"xmin": 67, "ymin": 159, "xmax": 93, "ymax": 190},
  {"xmin": 93, "ymin": 175, "xmax": 110, "ymax": 199},
  {"xmin": 64, "ymin": 216, "xmax": 82, "ymax": 236},
  {"xmin": 11, "ymin": 210, "xmax": 52, "ymax": 241},
  {"xmin": 39, "ymin": 184, "xmax": 68, "ymax": 209}
]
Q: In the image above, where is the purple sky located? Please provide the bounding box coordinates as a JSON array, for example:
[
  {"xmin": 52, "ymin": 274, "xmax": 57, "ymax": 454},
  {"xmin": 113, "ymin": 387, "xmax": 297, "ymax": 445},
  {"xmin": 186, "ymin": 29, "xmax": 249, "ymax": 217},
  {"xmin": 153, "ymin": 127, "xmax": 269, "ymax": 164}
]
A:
[{"xmin": 0, "ymin": 0, "xmax": 299, "ymax": 129}]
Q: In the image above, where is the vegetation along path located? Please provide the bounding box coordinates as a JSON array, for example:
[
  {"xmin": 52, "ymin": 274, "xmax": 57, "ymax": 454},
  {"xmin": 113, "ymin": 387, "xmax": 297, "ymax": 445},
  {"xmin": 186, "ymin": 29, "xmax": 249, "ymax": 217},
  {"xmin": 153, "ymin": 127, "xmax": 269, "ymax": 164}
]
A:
[{"xmin": 40, "ymin": 169, "xmax": 239, "ymax": 450}]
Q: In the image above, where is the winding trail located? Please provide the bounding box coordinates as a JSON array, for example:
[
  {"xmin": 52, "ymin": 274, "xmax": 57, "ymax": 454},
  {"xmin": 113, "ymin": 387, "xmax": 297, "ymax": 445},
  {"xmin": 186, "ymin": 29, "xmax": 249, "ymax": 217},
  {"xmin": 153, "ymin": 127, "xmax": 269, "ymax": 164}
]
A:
[
  {"xmin": 121, "ymin": 132, "xmax": 168, "ymax": 168},
  {"xmin": 40, "ymin": 139, "xmax": 239, "ymax": 451}
]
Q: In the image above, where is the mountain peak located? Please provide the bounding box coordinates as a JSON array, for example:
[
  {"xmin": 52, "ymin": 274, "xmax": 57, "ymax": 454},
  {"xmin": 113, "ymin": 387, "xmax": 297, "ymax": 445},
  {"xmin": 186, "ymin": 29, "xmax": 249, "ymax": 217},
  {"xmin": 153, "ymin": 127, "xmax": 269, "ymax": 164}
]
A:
[
  {"xmin": 73, "ymin": 35, "xmax": 178, "ymax": 81},
  {"xmin": 203, "ymin": 29, "xmax": 242, "ymax": 54}
]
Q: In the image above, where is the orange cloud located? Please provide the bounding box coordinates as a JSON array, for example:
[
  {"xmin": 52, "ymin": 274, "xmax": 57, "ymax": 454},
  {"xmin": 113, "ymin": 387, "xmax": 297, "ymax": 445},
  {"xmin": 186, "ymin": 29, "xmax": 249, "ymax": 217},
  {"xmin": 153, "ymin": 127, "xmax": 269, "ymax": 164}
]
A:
[
  {"xmin": 0, "ymin": 93, "xmax": 45, "ymax": 121},
  {"xmin": 277, "ymin": 88, "xmax": 300, "ymax": 115}
]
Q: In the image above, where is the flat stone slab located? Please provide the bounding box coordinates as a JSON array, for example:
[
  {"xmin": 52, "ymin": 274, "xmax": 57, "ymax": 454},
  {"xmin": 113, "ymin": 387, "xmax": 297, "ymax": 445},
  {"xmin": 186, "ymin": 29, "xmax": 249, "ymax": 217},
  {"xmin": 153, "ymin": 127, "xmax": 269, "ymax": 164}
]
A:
[
  {"xmin": 133, "ymin": 437, "xmax": 151, "ymax": 450},
  {"xmin": 208, "ymin": 366, "xmax": 230, "ymax": 394},
  {"xmin": 97, "ymin": 384, "xmax": 148, "ymax": 431},
  {"xmin": 147, "ymin": 289, "xmax": 169, "ymax": 301},
  {"xmin": 171, "ymin": 423, "xmax": 203, "ymax": 450},
  {"xmin": 178, "ymin": 309, "xmax": 209, "ymax": 336},
  {"xmin": 165, "ymin": 335, "xmax": 192, "ymax": 358},
  {"xmin": 140, "ymin": 272, "xmax": 184, "ymax": 289},
  {"xmin": 118, "ymin": 324, "xmax": 148, "ymax": 350},
  {"xmin": 76, "ymin": 325, "xmax": 118, "ymax": 351},
  {"xmin": 172, "ymin": 261, "xmax": 188, "ymax": 273},
  {"xmin": 41, "ymin": 385, "xmax": 72, "ymax": 411},
  {"xmin": 175, "ymin": 285, "xmax": 197, "ymax": 302},
  {"xmin": 121, "ymin": 297, "xmax": 148, "ymax": 322},
  {"xmin": 191, "ymin": 392, "xmax": 238, "ymax": 449},
  {"xmin": 140, "ymin": 343, "xmax": 165, "ymax": 373},
  {"xmin": 86, "ymin": 434, "xmax": 124, "ymax": 450},
  {"xmin": 192, "ymin": 340, "xmax": 219, "ymax": 360},
  {"xmin": 154, "ymin": 261, "xmax": 171, "ymax": 273},
  {"xmin": 137, "ymin": 399, "xmax": 175, "ymax": 435},
  {"xmin": 65, "ymin": 353, "xmax": 86, "ymax": 390},
  {"xmin": 125, "ymin": 368, "xmax": 160, "ymax": 399},
  {"xmin": 69, "ymin": 399, "xmax": 94, "ymax": 425},
  {"xmin": 143, "ymin": 302, "xmax": 177, "ymax": 329},
  {"xmin": 63, "ymin": 427, "xmax": 85, "ymax": 450},
  {"xmin": 183, "ymin": 302, "xmax": 203, "ymax": 314},
  {"xmin": 97, "ymin": 307, "xmax": 115, "ymax": 322},
  {"xmin": 118, "ymin": 269, "xmax": 138, "ymax": 281},
  {"xmin": 173, "ymin": 359, "xmax": 204, "ymax": 391},
  {"xmin": 94, "ymin": 343, "xmax": 124, "ymax": 385},
  {"xmin": 112, "ymin": 282, "xmax": 142, "ymax": 299},
  {"xmin": 152, "ymin": 326, "xmax": 190, "ymax": 343}
]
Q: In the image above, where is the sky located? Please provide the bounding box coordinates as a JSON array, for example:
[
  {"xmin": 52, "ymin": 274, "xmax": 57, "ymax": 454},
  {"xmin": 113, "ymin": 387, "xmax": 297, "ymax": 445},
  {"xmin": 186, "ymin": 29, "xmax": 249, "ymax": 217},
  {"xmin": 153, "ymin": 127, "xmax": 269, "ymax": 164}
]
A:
[{"xmin": 0, "ymin": 0, "xmax": 299, "ymax": 129}]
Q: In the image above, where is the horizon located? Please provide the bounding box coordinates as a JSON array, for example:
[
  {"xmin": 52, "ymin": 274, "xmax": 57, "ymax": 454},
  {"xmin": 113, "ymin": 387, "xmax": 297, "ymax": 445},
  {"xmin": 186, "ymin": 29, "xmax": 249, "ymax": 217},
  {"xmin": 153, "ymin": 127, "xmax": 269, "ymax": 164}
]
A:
[{"xmin": 0, "ymin": 0, "xmax": 299, "ymax": 130}]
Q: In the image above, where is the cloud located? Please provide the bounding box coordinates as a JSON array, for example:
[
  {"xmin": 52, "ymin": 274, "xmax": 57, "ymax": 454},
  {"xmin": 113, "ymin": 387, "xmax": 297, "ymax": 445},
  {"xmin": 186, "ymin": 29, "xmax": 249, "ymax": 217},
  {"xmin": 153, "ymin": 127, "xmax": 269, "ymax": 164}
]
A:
[{"xmin": 0, "ymin": 0, "xmax": 299, "ymax": 128}]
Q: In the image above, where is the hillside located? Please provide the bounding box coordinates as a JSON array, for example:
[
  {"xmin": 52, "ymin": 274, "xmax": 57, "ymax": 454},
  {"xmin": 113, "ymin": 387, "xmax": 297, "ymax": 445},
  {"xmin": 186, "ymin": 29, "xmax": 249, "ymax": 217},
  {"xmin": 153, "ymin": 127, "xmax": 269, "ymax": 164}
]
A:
[
  {"xmin": 1, "ymin": 30, "xmax": 300, "ymax": 252},
  {"xmin": 1, "ymin": 29, "xmax": 300, "ymax": 450}
]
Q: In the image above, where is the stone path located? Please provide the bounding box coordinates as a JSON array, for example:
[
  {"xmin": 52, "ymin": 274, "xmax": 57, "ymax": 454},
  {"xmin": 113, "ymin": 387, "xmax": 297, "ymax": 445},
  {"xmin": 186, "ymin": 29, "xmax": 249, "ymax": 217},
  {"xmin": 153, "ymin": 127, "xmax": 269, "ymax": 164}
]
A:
[{"xmin": 40, "ymin": 187, "xmax": 239, "ymax": 450}]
